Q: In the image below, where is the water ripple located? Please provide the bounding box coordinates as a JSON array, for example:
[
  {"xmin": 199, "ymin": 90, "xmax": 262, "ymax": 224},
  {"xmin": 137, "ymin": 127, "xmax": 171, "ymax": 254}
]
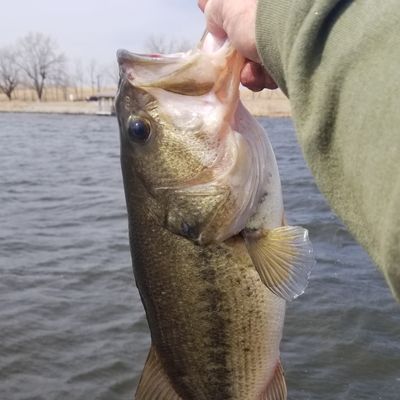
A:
[{"xmin": 0, "ymin": 114, "xmax": 398, "ymax": 399}]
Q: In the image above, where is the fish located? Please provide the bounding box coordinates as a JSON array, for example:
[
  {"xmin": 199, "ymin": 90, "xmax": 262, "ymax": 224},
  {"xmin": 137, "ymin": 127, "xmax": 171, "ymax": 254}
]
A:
[{"xmin": 115, "ymin": 32, "xmax": 315, "ymax": 400}]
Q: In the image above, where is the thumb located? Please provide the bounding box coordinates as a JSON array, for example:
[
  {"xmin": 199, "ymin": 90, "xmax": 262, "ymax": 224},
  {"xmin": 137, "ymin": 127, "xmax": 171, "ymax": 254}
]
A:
[
  {"xmin": 198, "ymin": 0, "xmax": 207, "ymax": 11},
  {"xmin": 241, "ymin": 61, "xmax": 278, "ymax": 91},
  {"xmin": 198, "ymin": 0, "xmax": 227, "ymax": 39}
]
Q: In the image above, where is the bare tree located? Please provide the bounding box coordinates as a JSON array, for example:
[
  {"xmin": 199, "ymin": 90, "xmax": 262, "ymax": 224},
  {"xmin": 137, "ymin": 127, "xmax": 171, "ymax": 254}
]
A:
[
  {"xmin": 103, "ymin": 62, "xmax": 119, "ymax": 87},
  {"xmin": 88, "ymin": 59, "xmax": 97, "ymax": 95},
  {"xmin": 96, "ymin": 72, "xmax": 103, "ymax": 93},
  {"xmin": 16, "ymin": 32, "xmax": 66, "ymax": 101},
  {"xmin": 52, "ymin": 64, "xmax": 70, "ymax": 101},
  {"xmin": 0, "ymin": 46, "xmax": 19, "ymax": 100},
  {"xmin": 74, "ymin": 59, "xmax": 85, "ymax": 99},
  {"xmin": 145, "ymin": 35, "xmax": 192, "ymax": 54}
]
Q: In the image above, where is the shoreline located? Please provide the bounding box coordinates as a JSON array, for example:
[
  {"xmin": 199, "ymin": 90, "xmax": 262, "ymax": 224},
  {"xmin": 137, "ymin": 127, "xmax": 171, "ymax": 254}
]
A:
[
  {"xmin": 0, "ymin": 89, "xmax": 291, "ymax": 118},
  {"xmin": 0, "ymin": 100, "xmax": 99, "ymax": 116}
]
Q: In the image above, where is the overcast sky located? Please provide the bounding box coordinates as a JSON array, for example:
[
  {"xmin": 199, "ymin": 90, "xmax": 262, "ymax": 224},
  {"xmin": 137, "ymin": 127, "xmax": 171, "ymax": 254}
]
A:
[{"xmin": 1, "ymin": 0, "xmax": 205, "ymax": 65}]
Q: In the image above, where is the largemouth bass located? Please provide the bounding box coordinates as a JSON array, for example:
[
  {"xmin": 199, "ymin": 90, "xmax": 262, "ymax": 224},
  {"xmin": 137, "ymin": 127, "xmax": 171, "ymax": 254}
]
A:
[{"xmin": 116, "ymin": 33, "xmax": 314, "ymax": 400}]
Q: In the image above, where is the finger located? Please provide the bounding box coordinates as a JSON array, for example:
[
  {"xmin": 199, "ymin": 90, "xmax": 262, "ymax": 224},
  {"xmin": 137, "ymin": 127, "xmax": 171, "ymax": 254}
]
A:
[
  {"xmin": 240, "ymin": 61, "xmax": 278, "ymax": 91},
  {"xmin": 263, "ymin": 71, "xmax": 278, "ymax": 90},
  {"xmin": 198, "ymin": 0, "xmax": 208, "ymax": 12},
  {"xmin": 205, "ymin": 17, "xmax": 227, "ymax": 39},
  {"xmin": 202, "ymin": 1, "xmax": 227, "ymax": 39}
]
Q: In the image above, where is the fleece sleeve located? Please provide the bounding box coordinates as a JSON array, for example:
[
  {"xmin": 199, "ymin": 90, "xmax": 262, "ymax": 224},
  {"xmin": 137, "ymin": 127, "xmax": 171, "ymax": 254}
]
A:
[{"xmin": 255, "ymin": 0, "xmax": 400, "ymax": 301}]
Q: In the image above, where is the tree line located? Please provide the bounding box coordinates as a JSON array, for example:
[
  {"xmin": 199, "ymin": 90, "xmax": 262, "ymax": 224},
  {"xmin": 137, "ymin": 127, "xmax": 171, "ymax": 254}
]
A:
[
  {"xmin": 0, "ymin": 32, "xmax": 192, "ymax": 102},
  {"xmin": 0, "ymin": 32, "xmax": 118, "ymax": 102}
]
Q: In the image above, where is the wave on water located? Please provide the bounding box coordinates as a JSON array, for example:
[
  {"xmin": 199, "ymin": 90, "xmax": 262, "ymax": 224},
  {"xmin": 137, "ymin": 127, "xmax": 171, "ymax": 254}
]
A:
[{"xmin": 0, "ymin": 114, "xmax": 398, "ymax": 400}]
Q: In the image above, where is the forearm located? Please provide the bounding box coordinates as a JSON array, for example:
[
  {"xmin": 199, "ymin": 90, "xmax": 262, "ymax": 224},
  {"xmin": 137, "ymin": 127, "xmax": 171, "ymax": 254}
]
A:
[{"xmin": 256, "ymin": 0, "xmax": 400, "ymax": 300}]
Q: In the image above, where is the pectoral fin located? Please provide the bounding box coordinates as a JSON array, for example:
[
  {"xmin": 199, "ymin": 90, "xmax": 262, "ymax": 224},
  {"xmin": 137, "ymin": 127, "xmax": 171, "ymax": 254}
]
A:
[
  {"xmin": 261, "ymin": 361, "xmax": 287, "ymax": 400},
  {"xmin": 244, "ymin": 226, "xmax": 315, "ymax": 301},
  {"xmin": 135, "ymin": 345, "xmax": 182, "ymax": 400}
]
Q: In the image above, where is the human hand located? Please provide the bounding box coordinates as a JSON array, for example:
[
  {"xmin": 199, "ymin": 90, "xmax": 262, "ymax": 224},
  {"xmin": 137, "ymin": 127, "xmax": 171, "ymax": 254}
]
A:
[{"xmin": 198, "ymin": 0, "xmax": 277, "ymax": 91}]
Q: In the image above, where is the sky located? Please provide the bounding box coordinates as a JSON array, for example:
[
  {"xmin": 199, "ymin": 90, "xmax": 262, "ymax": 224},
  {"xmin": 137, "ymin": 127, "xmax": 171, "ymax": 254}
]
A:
[{"xmin": 0, "ymin": 0, "xmax": 205, "ymax": 65}]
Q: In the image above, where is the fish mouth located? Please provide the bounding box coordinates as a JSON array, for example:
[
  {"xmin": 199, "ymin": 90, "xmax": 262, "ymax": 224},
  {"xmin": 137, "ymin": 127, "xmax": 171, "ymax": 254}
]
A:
[
  {"xmin": 117, "ymin": 49, "xmax": 187, "ymax": 64},
  {"xmin": 117, "ymin": 48, "xmax": 192, "ymax": 91},
  {"xmin": 117, "ymin": 33, "xmax": 235, "ymax": 97},
  {"xmin": 116, "ymin": 31, "xmax": 226, "ymax": 65}
]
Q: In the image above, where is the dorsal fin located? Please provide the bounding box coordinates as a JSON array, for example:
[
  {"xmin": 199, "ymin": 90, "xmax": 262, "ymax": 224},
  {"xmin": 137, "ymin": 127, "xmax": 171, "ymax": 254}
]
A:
[{"xmin": 135, "ymin": 345, "xmax": 182, "ymax": 400}]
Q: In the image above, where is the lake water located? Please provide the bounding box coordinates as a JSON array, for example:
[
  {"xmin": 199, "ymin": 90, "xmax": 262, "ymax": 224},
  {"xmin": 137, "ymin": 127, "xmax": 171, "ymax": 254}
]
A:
[{"xmin": 0, "ymin": 113, "xmax": 399, "ymax": 400}]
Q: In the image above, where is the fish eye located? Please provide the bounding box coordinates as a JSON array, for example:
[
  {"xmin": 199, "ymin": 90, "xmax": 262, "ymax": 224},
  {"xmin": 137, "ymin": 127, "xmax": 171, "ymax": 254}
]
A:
[{"xmin": 127, "ymin": 117, "xmax": 151, "ymax": 143}]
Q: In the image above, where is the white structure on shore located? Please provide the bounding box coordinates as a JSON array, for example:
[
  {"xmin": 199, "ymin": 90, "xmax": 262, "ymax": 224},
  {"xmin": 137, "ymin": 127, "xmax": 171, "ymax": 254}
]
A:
[{"xmin": 93, "ymin": 92, "xmax": 116, "ymax": 116}]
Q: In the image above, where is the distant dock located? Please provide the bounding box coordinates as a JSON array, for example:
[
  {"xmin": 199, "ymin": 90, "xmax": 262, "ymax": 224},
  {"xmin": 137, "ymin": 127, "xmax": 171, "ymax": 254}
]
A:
[{"xmin": 88, "ymin": 92, "xmax": 116, "ymax": 116}]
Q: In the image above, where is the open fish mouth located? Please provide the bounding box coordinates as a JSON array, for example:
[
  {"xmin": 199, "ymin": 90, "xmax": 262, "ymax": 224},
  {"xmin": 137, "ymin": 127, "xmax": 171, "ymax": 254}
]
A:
[
  {"xmin": 117, "ymin": 49, "xmax": 187, "ymax": 63},
  {"xmin": 117, "ymin": 33, "xmax": 234, "ymax": 97}
]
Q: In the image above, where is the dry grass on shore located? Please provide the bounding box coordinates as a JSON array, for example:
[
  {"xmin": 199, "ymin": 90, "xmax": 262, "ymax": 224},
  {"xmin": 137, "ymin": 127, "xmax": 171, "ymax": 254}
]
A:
[
  {"xmin": 241, "ymin": 88, "xmax": 290, "ymax": 117},
  {"xmin": 0, "ymin": 100, "xmax": 98, "ymax": 115},
  {"xmin": 0, "ymin": 88, "xmax": 290, "ymax": 118}
]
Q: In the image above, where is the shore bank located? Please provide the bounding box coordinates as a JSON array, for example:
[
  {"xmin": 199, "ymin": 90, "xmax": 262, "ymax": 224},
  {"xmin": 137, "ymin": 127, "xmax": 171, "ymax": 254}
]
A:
[
  {"xmin": 0, "ymin": 100, "xmax": 98, "ymax": 115},
  {"xmin": 241, "ymin": 89, "xmax": 290, "ymax": 117},
  {"xmin": 0, "ymin": 89, "xmax": 291, "ymax": 118}
]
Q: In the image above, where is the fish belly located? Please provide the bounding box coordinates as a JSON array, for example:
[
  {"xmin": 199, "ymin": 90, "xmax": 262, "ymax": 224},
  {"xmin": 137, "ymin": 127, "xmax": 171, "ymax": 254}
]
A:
[{"xmin": 131, "ymin": 214, "xmax": 285, "ymax": 400}]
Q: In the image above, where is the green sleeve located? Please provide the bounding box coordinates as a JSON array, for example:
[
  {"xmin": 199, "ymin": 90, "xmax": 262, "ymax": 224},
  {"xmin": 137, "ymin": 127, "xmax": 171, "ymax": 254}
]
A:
[{"xmin": 255, "ymin": 0, "xmax": 400, "ymax": 301}]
